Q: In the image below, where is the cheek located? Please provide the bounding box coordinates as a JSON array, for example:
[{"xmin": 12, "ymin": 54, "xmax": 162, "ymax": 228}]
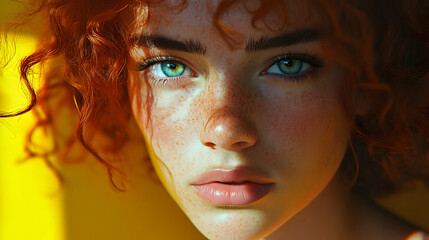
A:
[
  {"xmin": 150, "ymin": 93, "xmax": 193, "ymax": 150},
  {"xmin": 264, "ymin": 91, "xmax": 330, "ymax": 146},
  {"xmin": 128, "ymin": 75, "xmax": 197, "ymax": 198},
  {"xmin": 136, "ymin": 87, "xmax": 201, "ymax": 175},
  {"xmin": 261, "ymin": 88, "xmax": 350, "ymax": 175},
  {"xmin": 129, "ymin": 68, "xmax": 186, "ymax": 146},
  {"xmin": 257, "ymin": 88, "xmax": 350, "ymax": 214}
]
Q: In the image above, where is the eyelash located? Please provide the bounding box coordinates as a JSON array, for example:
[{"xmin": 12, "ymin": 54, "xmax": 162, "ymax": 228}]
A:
[
  {"xmin": 137, "ymin": 56, "xmax": 179, "ymax": 71},
  {"xmin": 136, "ymin": 54, "xmax": 324, "ymax": 86}
]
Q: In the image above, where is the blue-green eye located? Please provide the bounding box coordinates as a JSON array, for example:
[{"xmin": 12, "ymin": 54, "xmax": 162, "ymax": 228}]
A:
[
  {"xmin": 278, "ymin": 59, "xmax": 303, "ymax": 74},
  {"xmin": 266, "ymin": 58, "xmax": 310, "ymax": 75},
  {"xmin": 160, "ymin": 61, "xmax": 185, "ymax": 77},
  {"xmin": 137, "ymin": 57, "xmax": 196, "ymax": 87}
]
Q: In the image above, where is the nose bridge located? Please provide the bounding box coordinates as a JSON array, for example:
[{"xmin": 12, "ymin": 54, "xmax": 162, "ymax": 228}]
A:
[
  {"xmin": 206, "ymin": 63, "xmax": 252, "ymax": 111},
  {"xmin": 198, "ymin": 70, "xmax": 258, "ymax": 151}
]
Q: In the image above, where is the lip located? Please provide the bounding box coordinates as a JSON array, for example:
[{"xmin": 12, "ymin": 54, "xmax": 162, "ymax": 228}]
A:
[{"xmin": 191, "ymin": 168, "xmax": 275, "ymax": 205}]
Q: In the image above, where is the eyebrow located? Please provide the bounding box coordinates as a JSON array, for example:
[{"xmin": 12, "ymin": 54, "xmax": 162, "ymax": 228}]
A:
[
  {"xmin": 245, "ymin": 29, "xmax": 322, "ymax": 52},
  {"xmin": 133, "ymin": 34, "xmax": 207, "ymax": 55},
  {"xmin": 133, "ymin": 28, "xmax": 321, "ymax": 55}
]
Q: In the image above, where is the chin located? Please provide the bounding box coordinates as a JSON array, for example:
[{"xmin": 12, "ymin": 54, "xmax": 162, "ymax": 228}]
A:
[{"xmin": 184, "ymin": 206, "xmax": 285, "ymax": 240}]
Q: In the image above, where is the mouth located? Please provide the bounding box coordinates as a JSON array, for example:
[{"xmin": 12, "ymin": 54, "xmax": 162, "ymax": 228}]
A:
[{"xmin": 190, "ymin": 168, "xmax": 275, "ymax": 206}]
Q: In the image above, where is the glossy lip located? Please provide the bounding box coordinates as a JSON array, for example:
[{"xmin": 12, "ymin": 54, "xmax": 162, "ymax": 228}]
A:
[{"xmin": 191, "ymin": 168, "xmax": 275, "ymax": 205}]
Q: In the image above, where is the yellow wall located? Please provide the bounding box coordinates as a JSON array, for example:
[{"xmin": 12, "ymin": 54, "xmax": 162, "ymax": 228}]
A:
[{"xmin": 0, "ymin": 6, "xmax": 64, "ymax": 237}]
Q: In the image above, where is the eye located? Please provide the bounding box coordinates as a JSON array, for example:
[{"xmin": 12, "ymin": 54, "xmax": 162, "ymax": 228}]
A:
[
  {"xmin": 156, "ymin": 60, "xmax": 187, "ymax": 77},
  {"xmin": 137, "ymin": 56, "xmax": 194, "ymax": 77},
  {"xmin": 266, "ymin": 58, "xmax": 311, "ymax": 75},
  {"xmin": 137, "ymin": 56, "xmax": 196, "ymax": 87},
  {"xmin": 148, "ymin": 60, "xmax": 194, "ymax": 78},
  {"xmin": 261, "ymin": 54, "xmax": 324, "ymax": 82}
]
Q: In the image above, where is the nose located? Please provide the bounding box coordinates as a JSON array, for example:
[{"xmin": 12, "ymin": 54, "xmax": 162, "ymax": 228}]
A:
[{"xmin": 201, "ymin": 108, "xmax": 257, "ymax": 151}]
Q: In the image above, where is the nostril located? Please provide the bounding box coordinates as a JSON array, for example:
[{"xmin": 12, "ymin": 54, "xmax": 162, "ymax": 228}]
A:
[
  {"xmin": 232, "ymin": 141, "xmax": 250, "ymax": 149},
  {"xmin": 203, "ymin": 142, "xmax": 216, "ymax": 150}
]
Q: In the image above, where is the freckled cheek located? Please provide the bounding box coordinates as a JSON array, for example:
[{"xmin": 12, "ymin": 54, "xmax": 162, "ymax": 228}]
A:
[
  {"xmin": 261, "ymin": 91, "xmax": 339, "ymax": 153},
  {"xmin": 150, "ymin": 113, "xmax": 187, "ymax": 152},
  {"xmin": 145, "ymin": 92, "xmax": 196, "ymax": 156},
  {"xmin": 261, "ymin": 91, "xmax": 349, "ymax": 193}
]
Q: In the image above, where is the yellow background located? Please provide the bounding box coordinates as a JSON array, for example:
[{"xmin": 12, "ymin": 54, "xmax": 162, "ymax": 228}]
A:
[{"xmin": 0, "ymin": 1, "xmax": 427, "ymax": 240}]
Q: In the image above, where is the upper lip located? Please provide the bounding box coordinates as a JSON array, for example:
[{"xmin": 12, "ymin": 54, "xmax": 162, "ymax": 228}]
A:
[{"xmin": 190, "ymin": 168, "xmax": 275, "ymax": 185}]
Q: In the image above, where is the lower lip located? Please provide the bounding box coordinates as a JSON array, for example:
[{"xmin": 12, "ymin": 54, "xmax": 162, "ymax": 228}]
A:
[{"xmin": 191, "ymin": 182, "xmax": 273, "ymax": 205}]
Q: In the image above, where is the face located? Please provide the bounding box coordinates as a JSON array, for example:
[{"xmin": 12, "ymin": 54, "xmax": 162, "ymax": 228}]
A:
[{"xmin": 128, "ymin": 0, "xmax": 352, "ymax": 239}]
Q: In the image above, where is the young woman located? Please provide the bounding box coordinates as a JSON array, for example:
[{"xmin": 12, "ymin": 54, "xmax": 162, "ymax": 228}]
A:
[{"xmin": 2, "ymin": 0, "xmax": 428, "ymax": 239}]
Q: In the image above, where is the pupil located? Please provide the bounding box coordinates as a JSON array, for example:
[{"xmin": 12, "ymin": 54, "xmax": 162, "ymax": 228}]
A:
[
  {"xmin": 167, "ymin": 62, "xmax": 177, "ymax": 70},
  {"xmin": 283, "ymin": 59, "xmax": 294, "ymax": 67}
]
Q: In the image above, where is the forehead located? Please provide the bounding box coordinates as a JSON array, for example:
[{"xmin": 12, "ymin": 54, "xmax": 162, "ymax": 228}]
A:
[{"xmin": 136, "ymin": 0, "xmax": 330, "ymax": 43}]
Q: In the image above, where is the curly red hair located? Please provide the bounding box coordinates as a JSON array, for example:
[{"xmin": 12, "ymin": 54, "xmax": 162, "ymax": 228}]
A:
[{"xmin": 2, "ymin": 0, "xmax": 428, "ymax": 195}]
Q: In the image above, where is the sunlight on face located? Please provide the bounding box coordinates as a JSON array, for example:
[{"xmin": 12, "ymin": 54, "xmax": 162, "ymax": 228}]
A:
[{"xmin": 127, "ymin": 0, "xmax": 352, "ymax": 239}]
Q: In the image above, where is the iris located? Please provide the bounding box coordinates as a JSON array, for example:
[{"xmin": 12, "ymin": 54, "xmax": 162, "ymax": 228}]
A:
[
  {"xmin": 277, "ymin": 59, "xmax": 303, "ymax": 74},
  {"xmin": 160, "ymin": 61, "xmax": 185, "ymax": 77}
]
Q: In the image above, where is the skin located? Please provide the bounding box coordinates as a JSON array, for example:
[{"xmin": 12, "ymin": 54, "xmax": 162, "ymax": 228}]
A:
[{"xmin": 126, "ymin": 1, "xmax": 419, "ymax": 239}]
